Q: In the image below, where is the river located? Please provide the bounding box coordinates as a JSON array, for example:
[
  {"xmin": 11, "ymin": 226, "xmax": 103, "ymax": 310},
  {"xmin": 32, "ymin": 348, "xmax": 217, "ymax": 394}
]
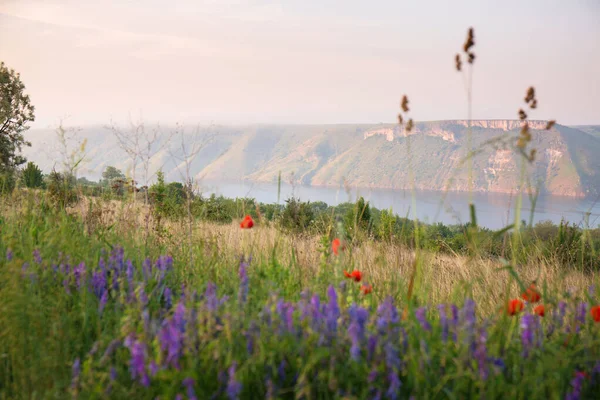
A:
[{"xmin": 199, "ymin": 181, "xmax": 600, "ymax": 230}]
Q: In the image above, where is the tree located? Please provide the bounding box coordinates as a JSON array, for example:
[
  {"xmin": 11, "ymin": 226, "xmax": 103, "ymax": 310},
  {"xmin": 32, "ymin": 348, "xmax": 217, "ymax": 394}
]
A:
[
  {"xmin": 0, "ymin": 62, "xmax": 35, "ymax": 171},
  {"xmin": 101, "ymin": 166, "xmax": 125, "ymax": 185},
  {"xmin": 21, "ymin": 161, "xmax": 44, "ymax": 188}
]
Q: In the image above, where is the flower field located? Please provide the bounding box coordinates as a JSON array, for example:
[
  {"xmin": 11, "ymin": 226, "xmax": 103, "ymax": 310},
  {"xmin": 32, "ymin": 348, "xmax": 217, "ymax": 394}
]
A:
[{"xmin": 1, "ymin": 207, "xmax": 599, "ymax": 399}]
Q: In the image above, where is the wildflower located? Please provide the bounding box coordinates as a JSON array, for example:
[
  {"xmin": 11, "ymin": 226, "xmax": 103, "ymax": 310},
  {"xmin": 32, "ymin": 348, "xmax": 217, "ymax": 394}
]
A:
[
  {"xmin": 534, "ymin": 304, "xmax": 545, "ymax": 317},
  {"xmin": 361, "ymin": 284, "xmax": 373, "ymax": 295},
  {"xmin": 238, "ymin": 259, "xmax": 249, "ymax": 305},
  {"xmin": 125, "ymin": 338, "xmax": 150, "ymax": 387},
  {"xmin": 71, "ymin": 358, "xmax": 80, "ymax": 389},
  {"xmin": 415, "ymin": 307, "xmax": 431, "ymax": 332},
  {"xmin": 565, "ymin": 370, "xmax": 586, "ymax": 400},
  {"xmin": 204, "ymin": 282, "xmax": 218, "ymax": 312},
  {"xmin": 474, "ymin": 327, "xmax": 489, "ymax": 380},
  {"xmin": 183, "ymin": 377, "xmax": 197, "ymax": 400},
  {"xmin": 99, "ymin": 289, "xmax": 108, "ymax": 314},
  {"xmin": 520, "ymin": 314, "xmax": 536, "ymax": 358},
  {"xmin": 324, "ymin": 285, "xmax": 340, "ymax": 334},
  {"xmin": 91, "ymin": 270, "xmax": 107, "ymax": 299},
  {"xmin": 386, "ymin": 371, "xmax": 402, "ymax": 400},
  {"xmin": 343, "ymin": 270, "xmax": 362, "ymax": 282},
  {"xmin": 6, "ymin": 248, "xmax": 13, "ymax": 261},
  {"xmin": 461, "ymin": 299, "xmax": 476, "ymax": 351},
  {"xmin": 240, "ymin": 215, "xmax": 254, "ymax": 229},
  {"xmin": 164, "ymin": 287, "xmax": 172, "ymax": 310},
  {"xmin": 347, "ymin": 304, "xmax": 369, "ymax": 361},
  {"xmin": 521, "ymin": 283, "xmax": 541, "ymax": 303},
  {"xmin": 507, "ymin": 299, "xmax": 524, "ymax": 316},
  {"xmin": 332, "ymin": 238, "xmax": 343, "ymax": 255},
  {"xmin": 367, "ymin": 335, "xmax": 378, "ymax": 360},
  {"xmin": 591, "ymin": 305, "xmax": 600, "ymax": 322},
  {"xmin": 33, "ymin": 249, "xmax": 42, "ymax": 264},
  {"xmin": 576, "ymin": 302, "xmax": 588, "ymax": 326},
  {"xmin": 438, "ymin": 304, "xmax": 449, "ymax": 342},
  {"xmin": 226, "ymin": 362, "xmax": 242, "ymax": 400},
  {"xmin": 377, "ymin": 297, "xmax": 399, "ymax": 333}
]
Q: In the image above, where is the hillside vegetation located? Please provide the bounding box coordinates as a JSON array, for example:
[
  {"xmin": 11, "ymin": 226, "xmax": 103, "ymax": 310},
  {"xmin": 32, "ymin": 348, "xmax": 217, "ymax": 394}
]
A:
[{"xmin": 24, "ymin": 120, "xmax": 600, "ymax": 198}]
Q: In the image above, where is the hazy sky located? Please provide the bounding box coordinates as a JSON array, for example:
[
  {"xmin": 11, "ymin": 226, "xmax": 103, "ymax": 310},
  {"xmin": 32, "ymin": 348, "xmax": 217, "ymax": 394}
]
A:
[{"xmin": 1, "ymin": 0, "xmax": 599, "ymax": 127}]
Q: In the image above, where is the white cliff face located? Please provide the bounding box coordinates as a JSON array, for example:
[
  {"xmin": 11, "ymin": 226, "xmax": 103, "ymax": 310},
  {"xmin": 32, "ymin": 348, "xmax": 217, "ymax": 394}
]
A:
[
  {"xmin": 363, "ymin": 128, "xmax": 395, "ymax": 141},
  {"xmin": 452, "ymin": 120, "xmax": 549, "ymax": 131}
]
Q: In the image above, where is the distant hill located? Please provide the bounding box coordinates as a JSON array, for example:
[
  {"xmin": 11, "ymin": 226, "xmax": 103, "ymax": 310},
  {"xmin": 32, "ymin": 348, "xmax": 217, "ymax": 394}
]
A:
[{"xmin": 22, "ymin": 120, "xmax": 600, "ymax": 198}]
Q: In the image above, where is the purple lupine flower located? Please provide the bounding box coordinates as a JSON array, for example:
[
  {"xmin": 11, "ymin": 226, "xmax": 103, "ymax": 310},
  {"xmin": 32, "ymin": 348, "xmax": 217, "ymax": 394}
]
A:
[
  {"xmin": 386, "ymin": 370, "xmax": 402, "ymax": 400},
  {"xmin": 244, "ymin": 321, "xmax": 259, "ymax": 355},
  {"xmin": 205, "ymin": 282, "xmax": 218, "ymax": 312},
  {"xmin": 226, "ymin": 362, "xmax": 242, "ymax": 400},
  {"xmin": 384, "ymin": 341, "xmax": 401, "ymax": 371},
  {"xmin": 377, "ymin": 297, "xmax": 399, "ymax": 333},
  {"xmin": 73, "ymin": 262, "xmax": 86, "ymax": 290},
  {"xmin": 565, "ymin": 372, "xmax": 586, "ymax": 400},
  {"xmin": 238, "ymin": 259, "xmax": 249, "ymax": 305},
  {"xmin": 324, "ymin": 285, "xmax": 340, "ymax": 335},
  {"xmin": 138, "ymin": 285, "xmax": 149, "ymax": 307},
  {"xmin": 298, "ymin": 290, "xmax": 311, "ymax": 321},
  {"xmin": 99, "ymin": 289, "xmax": 108, "ymax": 314},
  {"xmin": 125, "ymin": 338, "xmax": 150, "ymax": 387},
  {"xmin": 149, "ymin": 361, "xmax": 159, "ymax": 377},
  {"xmin": 21, "ymin": 262, "xmax": 29, "ymax": 274},
  {"xmin": 474, "ymin": 326, "xmax": 489, "ymax": 380},
  {"xmin": 347, "ymin": 304, "xmax": 369, "ymax": 361},
  {"xmin": 110, "ymin": 366, "xmax": 117, "ymax": 381},
  {"xmin": 33, "ymin": 249, "xmax": 42, "ymax": 264},
  {"xmin": 71, "ymin": 358, "xmax": 81, "ymax": 389},
  {"xmin": 520, "ymin": 314, "xmax": 535, "ymax": 358},
  {"xmin": 6, "ymin": 248, "xmax": 13, "ymax": 261},
  {"xmin": 460, "ymin": 299, "xmax": 476, "ymax": 352},
  {"xmin": 277, "ymin": 360, "xmax": 286, "ymax": 386},
  {"xmin": 575, "ymin": 302, "xmax": 588, "ymax": 331},
  {"xmin": 438, "ymin": 304, "xmax": 449, "ymax": 342},
  {"xmin": 368, "ymin": 369, "xmax": 378, "ymax": 383},
  {"xmin": 415, "ymin": 307, "xmax": 431, "ymax": 332},
  {"xmin": 159, "ymin": 322, "xmax": 183, "ymax": 370},
  {"xmin": 175, "ymin": 395, "xmax": 183, "ymax": 400},
  {"xmin": 183, "ymin": 377, "xmax": 197, "ymax": 400},
  {"xmin": 309, "ymin": 294, "xmax": 323, "ymax": 328},
  {"xmin": 91, "ymin": 270, "xmax": 107, "ymax": 299},
  {"xmin": 367, "ymin": 334, "xmax": 378, "ymax": 360},
  {"xmin": 164, "ymin": 287, "xmax": 172, "ymax": 310}
]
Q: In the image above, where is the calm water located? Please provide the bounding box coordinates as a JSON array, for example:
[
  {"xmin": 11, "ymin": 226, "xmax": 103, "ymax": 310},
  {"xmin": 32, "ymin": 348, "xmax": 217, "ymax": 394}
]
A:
[{"xmin": 199, "ymin": 181, "xmax": 600, "ymax": 230}]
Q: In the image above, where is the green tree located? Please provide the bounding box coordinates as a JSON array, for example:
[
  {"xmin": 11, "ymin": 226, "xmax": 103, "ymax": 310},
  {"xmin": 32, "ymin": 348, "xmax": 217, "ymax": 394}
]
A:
[
  {"xmin": 21, "ymin": 161, "xmax": 44, "ymax": 188},
  {"xmin": 0, "ymin": 62, "xmax": 35, "ymax": 171},
  {"xmin": 101, "ymin": 166, "xmax": 125, "ymax": 185}
]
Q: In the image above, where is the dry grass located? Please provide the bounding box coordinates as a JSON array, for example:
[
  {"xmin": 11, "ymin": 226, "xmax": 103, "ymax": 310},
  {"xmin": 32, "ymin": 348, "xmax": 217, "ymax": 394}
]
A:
[{"xmin": 61, "ymin": 195, "xmax": 599, "ymax": 314}]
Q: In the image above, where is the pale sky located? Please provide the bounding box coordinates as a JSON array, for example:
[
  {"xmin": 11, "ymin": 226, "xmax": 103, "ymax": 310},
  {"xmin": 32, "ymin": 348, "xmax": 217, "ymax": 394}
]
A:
[{"xmin": 1, "ymin": 0, "xmax": 599, "ymax": 127}]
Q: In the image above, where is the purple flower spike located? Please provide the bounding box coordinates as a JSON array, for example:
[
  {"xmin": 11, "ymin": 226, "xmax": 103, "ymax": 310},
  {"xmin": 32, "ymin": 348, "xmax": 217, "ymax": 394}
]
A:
[
  {"xmin": 91, "ymin": 270, "xmax": 107, "ymax": 299},
  {"xmin": 164, "ymin": 287, "xmax": 172, "ymax": 310},
  {"xmin": 415, "ymin": 307, "xmax": 431, "ymax": 332},
  {"xmin": 99, "ymin": 289, "xmax": 108, "ymax": 314},
  {"xmin": 347, "ymin": 304, "xmax": 369, "ymax": 361},
  {"xmin": 238, "ymin": 259, "xmax": 249, "ymax": 305},
  {"xmin": 33, "ymin": 249, "xmax": 42, "ymax": 264},
  {"xmin": 565, "ymin": 372, "xmax": 586, "ymax": 400},
  {"xmin": 474, "ymin": 326, "xmax": 489, "ymax": 380},
  {"xmin": 438, "ymin": 304, "xmax": 449, "ymax": 342},
  {"xmin": 377, "ymin": 297, "xmax": 399, "ymax": 333},
  {"xmin": 386, "ymin": 370, "xmax": 402, "ymax": 400},
  {"xmin": 205, "ymin": 282, "xmax": 218, "ymax": 312},
  {"xmin": 324, "ymin": 285, "xmax": 340, "ymax": 335},
  {"xmin": 6, "ymin": 248, "xmax": 13, "ymax": 261},
  {"xmin": 183, "ymin": 377, "xmax": 197, "ymax": 400},
  {"xmin": 125, "ymin": 338, "xmax": 150, "ymax": 387},
  {"xmin": 226, "ymin": 362, "xmax": 242, "ymax": 400},
  {"xmin": 71, "ymin": 358, "xmax": 80, "ymax": 389}
]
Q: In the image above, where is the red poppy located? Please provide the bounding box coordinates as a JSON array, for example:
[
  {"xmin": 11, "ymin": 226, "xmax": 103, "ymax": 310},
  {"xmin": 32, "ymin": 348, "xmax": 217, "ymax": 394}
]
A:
[
  {"xmin": 591, "ymin": 305, "xmax": 600, "ymax": 322},
  {"xmin": 521, "ymin": 283, "xmax": 541, "ymax": 303},
  {"xmin": 533, "ymin": 304, "xmax": 545, "ymax": 317},
  {"xmin": 240, "ymin": 215, "xmax": 254, "ymax": 229},
  {"xmin": 507, "ymin": 298, "xmax": 524, "ymax": 316},
  {"xmin": 360, "ymin": 284, "xmax": 373, "ymax": 295},
  {"xmin": 343, "ymin": 270, "xmax": 362, "ymax": 282},
  {"xmin": 332, "ymin": 238, "xmax": 341, "ymax": 255}
]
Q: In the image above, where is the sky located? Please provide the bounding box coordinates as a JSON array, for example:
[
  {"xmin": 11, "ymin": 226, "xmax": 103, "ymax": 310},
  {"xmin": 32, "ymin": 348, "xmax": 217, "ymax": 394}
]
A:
[{"xmin": 1, "ymin": 0, "xmax": 599, "ymax": 127}]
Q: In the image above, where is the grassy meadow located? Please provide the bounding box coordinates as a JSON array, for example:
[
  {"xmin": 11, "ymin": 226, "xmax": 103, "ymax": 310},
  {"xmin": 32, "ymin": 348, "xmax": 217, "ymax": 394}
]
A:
[{"xmin": 1, "ymin": 183, "xmax": 599, "ymax": 399}]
